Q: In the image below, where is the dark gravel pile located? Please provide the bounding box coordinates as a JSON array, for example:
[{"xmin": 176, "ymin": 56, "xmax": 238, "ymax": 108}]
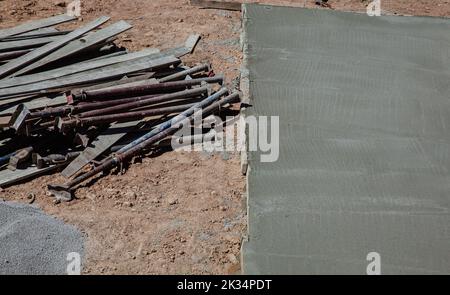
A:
[{"xmin": 0, "ymin": 200, "xmax": 84, "ymax": 275}]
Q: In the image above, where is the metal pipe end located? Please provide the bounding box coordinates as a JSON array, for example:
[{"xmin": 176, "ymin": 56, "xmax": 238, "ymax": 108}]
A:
[
  {"xmin": 65, "ymin": 93, "xmax": 75, "ymax": 105},
  {"xmin": 219, "ymin": 87, "xmax": 230, "ymax": 97},
  {"xmin": 67, "ymin": 90, "xmax": 86, "ymax": 104},
  {"xmin": 56, "ymin": 117, "xmax": 72, "ymax": 134},
  {"xmin": 216, "ymin": 74, "xmax": 225, "ymax": 85},
  {"xmin": 205, "ymin": 63, "xmax": 212, "ymax": 72},
  {"xmin": 56, "ymin": 117, "xmax": 64, "ymax": 131},
  {"xmin": 229, "ymin": 91, "xmax": 242, "ymax": 103}
]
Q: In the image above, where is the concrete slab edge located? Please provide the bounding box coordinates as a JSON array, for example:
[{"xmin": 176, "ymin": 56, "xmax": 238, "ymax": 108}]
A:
[{"xmin": 239, "ymin": 3, "xmax": 251, "ymax": 275}]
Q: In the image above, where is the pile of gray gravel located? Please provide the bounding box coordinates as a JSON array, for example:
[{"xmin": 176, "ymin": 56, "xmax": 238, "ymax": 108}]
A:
[{"xmin": 0, "ymin": 200, "xmax": 84, "ymax": 275}]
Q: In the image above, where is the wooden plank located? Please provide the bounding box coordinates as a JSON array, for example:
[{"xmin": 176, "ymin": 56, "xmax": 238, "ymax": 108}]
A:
[
  {"xmin": 190, "ymin": 0, "xmax": 242, "ymax": 11},
  {"xmin": 86, "ymin": 49, "xmax": 129, "ymax": 62},
  {"xmin": 1, "ymin": 27, "xmax": 68, "ymax": 41},
  {"xmin": 0, "ymin": 14, "xmax": 76, "ymax": 40},
  {"xmin": 0, "ymin": 55, "xmax": 179, "ymax": 99},
  {"xmin": 0, "ymin": 36, "xmax": 191, "ymax": 89},
  {"xmin": 13, "ymin": 27, "xmax": 59, "ymax": 36},
  {"xmin": 0, "ymin": 165, "xmax": 60, "ymax": 187},
  {"xmin": 163, "ymin": 34, "xmax": 201, "ymax": 58},
  {"xmin": 0, "ymin": 36, "xmax": 61, "ymax": 52},
  {"xmin": 0, "ymin": 95, "xmax": 66, "ymax": 116},
  {"xmin": 0, "ymin": 94, "xmax": 42, "ymax": 115},
  {"xmin": 15, "ymin": 21, "xmax": 133, "ymax": 76},
  {"xmin": 0, "ymin": 16, "xmax": 110, "ymax": 79},
  {"xmin": 0, "ymin": 48, "xmax": 160, "ymax": 89}
]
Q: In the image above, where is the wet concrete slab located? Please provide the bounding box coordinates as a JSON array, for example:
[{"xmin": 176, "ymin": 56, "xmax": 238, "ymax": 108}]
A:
[{"xmin": 241, "ymin": 4, "xmax": 450, "ymax": 274}]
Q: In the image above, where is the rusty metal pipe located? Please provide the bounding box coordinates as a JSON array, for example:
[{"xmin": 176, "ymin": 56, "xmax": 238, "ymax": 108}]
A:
[
  {"xmin": 33, "ymin": 152, "xmax": 81, "ymax": 169},
  {"xmin": 30, "ymin": 86, "xmax": 207, "ymax": 119},
  {"xmin": 78, "ymin": 86, "xmax": 208, "ymax": 118},
  {"xmin": 159, "ymin": 64, "xmax": 210, "ymax": 82},
  {"xmin": 48, "ymin": 92, "xmax": 239, "ymax": 201},
  {"xmin": 0, "ymin": 152, "xmax": 16, "ymax": 167},
  {"xmin": 70, "ymin": 75, "xmax": 224, "ymax": 101},
  {"xmin": 116, "ymin": 88, "xmax": 229, "ymax": 153},
  {"xmin": 110, "ymin": 133, "xmax": 216, "ymax": 153},
  {"xmin": 57, "ymin": 102, "xmax": 197, "ymax": 132},
  {"xmin": 30, "ymin": 94, "xmax": 159, "ymax": 119},
  {"xmin": 119, "ymin": 92, "xmax": 240, "ymax": 159}
]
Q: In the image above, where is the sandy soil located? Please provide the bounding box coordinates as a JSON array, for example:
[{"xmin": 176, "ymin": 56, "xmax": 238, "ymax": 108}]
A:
[{"xmin": 1, "ymin": 0, "xmax": 449, "ymax": 274}]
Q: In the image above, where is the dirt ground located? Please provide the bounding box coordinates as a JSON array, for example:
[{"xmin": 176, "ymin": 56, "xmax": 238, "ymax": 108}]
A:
[{"xmin": 1, "ymin": 0, "xmax": 449, "ymax": 275}]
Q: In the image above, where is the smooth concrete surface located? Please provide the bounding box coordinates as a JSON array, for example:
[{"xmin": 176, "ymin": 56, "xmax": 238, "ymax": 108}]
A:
[{"xmin": 242, "ymin": 4, "xmax": 450, "ymax": 274}]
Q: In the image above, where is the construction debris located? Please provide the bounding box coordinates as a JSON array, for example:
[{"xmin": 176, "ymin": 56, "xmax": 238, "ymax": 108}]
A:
[{"xmin": 0, "ymin": 15, "xmax": 241, "ymax": 202}]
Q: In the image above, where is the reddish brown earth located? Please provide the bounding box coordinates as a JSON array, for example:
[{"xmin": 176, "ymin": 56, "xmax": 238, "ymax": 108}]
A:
[{"xmin": 1, "ymin": 0, "xmax": 448, "ymax": 274}]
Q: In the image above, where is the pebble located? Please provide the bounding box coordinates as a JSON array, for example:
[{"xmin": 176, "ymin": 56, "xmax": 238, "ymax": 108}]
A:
[
  {"xmin": 123, "ymin": 201, "xmax": 133, "ymax": 207},
  {"xmin": 224, "ymin": 234, "xmax": 240, "ymax": 245},
  {"xmin": 168, "ymin": 198, "xmax": 178, "ymax": 205},
  {"xmin": 54, "ymin": 0, "xmax": 66, "ymax": 7},
  {"xmin": 226, "ymin": 253, "xmax": 239, "ymax": 265},
  {"xmin": 125, "ymin": 191, "xmax": 137, "ymax": 200}
]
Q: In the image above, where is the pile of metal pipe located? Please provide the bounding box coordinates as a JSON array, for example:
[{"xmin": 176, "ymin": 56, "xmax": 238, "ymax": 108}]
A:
[
  {"xmin": 48, "ymin": 91, "xmax": 240, "ymax": 201},
  {"xmin": 0, "ymin": 15, "xmax": 241, "ymax": 200}
]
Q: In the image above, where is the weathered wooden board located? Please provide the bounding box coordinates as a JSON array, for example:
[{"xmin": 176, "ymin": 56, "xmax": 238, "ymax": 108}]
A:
[
  {"xmin": 163, "ymin": 34, "xmax": 201, "ymax": 58},
  {"xmin": 0, "ymin": 95, "xmax": 67, "ymax": 116},
  {"xmin": 15, "ymin": 21, "xmax": 133, "ymax": 76},
  {"xmin": 0, "ymin": 36, "xmax": 61, "ymax": 52},
  {"xmin": 1, "ymin": 27, "xmax": 67, "ymax": 42},
  {"xmin": 0, "ymin": 16, "xmax": 110, "ymax": 79},
  {"xmin": 0, "ymin": 165, "xmax": 61, "ymax": 187},
  {"xmin": 0, "ymin": 14, "xmax": 76, "ymax": 40},
  {"xmin": 0, "ymin": 48, "xmax": 159, "ymax": 89},
  {"xmin": 0, "ymin": 55, "xmax": 179, "ymax": 99},
  {"xmin": 0, "ymin": 49, "xmax": 33, "ymax": 62}
]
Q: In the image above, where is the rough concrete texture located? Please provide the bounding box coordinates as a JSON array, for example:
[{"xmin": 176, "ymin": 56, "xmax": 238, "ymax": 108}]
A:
[
  {"xmin": 242, "ymin": 4, "xmax": 450, "ymax": 274},
  {"xmin": 0, "ymin": 200, "xmax": 84, "ymax": 275}
]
